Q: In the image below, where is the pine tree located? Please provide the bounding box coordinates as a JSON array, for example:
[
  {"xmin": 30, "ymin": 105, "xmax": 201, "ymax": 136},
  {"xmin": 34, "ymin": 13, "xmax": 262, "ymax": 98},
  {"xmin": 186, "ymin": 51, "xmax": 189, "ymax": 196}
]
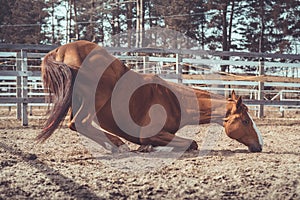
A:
[
  {"xmin": 150, "ymin": 0, "xmax": 206, "ymax": 48},
  {"xmin": 0, "ymin": 0, "xmax": 15, "ymax": 43},
  {"xmin": 43, "ymin": 0, "xmax": 66, "ymax": 44},
  {"xmin": 203, "ymin": 0, "xmax": 238, "ymax": 52},
  {"xmin": 0, "ymin": 0, "xmax": 48, "ymax": 44},
  {"xmin": 1, "ymin": 0, "xmax": 299, "ymax": 50},
  {"xmin": 204, "ymin": 0, "xmax": 238, "ymax": 72},
  {"xmin": 236, "ymin": 0, "xmax": 300, "ymax": 54}
]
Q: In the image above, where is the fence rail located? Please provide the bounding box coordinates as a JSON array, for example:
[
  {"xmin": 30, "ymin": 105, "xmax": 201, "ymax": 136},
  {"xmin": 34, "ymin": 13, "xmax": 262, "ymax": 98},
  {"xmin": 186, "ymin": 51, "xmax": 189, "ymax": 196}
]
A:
[{"xmin": 1, "ymin": 44, "xmax": 300, "ymax": 125}]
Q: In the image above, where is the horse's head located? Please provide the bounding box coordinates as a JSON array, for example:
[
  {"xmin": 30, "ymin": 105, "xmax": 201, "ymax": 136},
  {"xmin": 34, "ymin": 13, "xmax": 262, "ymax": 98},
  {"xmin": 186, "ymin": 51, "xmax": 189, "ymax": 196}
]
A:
[{"xmin": 223, "ymin": 91, "xmax": 263, "ymax": 152}]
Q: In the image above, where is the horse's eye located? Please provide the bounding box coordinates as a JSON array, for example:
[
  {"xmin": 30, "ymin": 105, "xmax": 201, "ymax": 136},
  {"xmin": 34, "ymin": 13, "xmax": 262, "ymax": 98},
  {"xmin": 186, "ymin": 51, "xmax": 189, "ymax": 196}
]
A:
[{"xmin": 242, "ymin": 120, "xmax": 249, "ymax": 125}]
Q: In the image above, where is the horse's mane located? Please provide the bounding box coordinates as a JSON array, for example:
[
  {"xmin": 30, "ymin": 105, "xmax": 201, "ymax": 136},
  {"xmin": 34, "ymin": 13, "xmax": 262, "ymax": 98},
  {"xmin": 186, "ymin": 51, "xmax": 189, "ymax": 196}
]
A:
[{"xmin": 36, "ymin": 52, "xmax": 75, "ymax": 142}]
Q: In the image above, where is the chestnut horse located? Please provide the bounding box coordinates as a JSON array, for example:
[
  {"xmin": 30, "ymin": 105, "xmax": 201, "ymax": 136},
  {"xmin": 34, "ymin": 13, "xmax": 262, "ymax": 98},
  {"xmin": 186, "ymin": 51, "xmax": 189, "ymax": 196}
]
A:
[{"xmin": 37, "ymin": 40, "xmax": 263, "ymax": 153}]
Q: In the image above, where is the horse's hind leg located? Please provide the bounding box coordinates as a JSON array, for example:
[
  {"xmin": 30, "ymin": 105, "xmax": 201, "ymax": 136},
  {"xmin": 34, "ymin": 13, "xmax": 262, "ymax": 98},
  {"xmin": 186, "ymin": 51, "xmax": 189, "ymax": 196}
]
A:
[
  {"xmin": 69, "ymin": 118, "xmax": 129, "ymax": 153},
  {"xmin": 139, "ymin": 131, "xmax": 198, "ymax": 152},
  {"xmin": 68, "ymin": 104, "xmax": 129, "ymax": 153}
]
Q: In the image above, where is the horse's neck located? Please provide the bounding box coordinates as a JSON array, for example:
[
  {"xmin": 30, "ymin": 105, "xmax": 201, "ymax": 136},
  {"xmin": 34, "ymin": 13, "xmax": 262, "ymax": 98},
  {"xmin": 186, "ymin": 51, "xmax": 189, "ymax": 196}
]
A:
[{"xmin": 193, "ymin": 89, "xmax": 228, "ymax": 125}]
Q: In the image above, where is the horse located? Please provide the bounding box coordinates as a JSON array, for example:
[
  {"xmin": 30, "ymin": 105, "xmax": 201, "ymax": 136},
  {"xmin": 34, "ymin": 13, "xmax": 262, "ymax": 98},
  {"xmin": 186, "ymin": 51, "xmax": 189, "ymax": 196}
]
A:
[{"xmin": 37, "ymin": 40, "xmax": 263, "ymax": 153}]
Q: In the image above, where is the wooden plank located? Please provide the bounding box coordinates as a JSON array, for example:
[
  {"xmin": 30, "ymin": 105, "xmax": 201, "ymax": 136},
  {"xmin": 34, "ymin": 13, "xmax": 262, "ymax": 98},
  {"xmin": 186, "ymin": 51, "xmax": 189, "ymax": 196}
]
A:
[
  {"xmin": 27, "ymin": 52, "xmax": 47, "ymax": 58},
  {"xmin": 0, "ymin": 52, "xmax": 17, "ymax": 57},
  {"xmin": 210, "ymin": 51, "xmax": 300, "ymax": 60},
  {"xmin": 0, "ymin": 93, "xmax": 19, "ymax": 96},
  {"xmin": 117, "ymin": 55, "xmax": 144, "ymax": 61},
  {"xmin": 0, "ymin": 97, "xmax": 45, "ymax": 103},
  {"xmin": 182, "ymin": 58, "xmax": 259, "ymax": 67},
  {"xmin": 183, "ymin": 74, "xmax": 300, "ymax": 83},
  {"xmin": 108, "ymin": 47, "xmax": 179, "ymax": 55},
  {"xmin": 149, "ymin": 57, "xmax": 176, "ymax": 62},
  {"xmin": 244, "ymin": 100, "xmax": 300, "ymax": 106},
  {"xmin": 182, "ymin": 58, "xmax": 300, "ymax": 68},
  {"xmin": 0, "ymin": 71, "xmax": 33, "ymax": 76},
  {"xmin": 264, "ymin": 82, "xmax": 300, "ymax": 88},
  {"xmin": 182, "ymin": 79, "xmax": 259, "ymax": 86},
  {"xmin": 0, "ymin": 82, "xmax": 18, "ymax": 85},
  {"xmin": 264, "ymin": 62, "xmax": 300, "ymax": 68},
  {"xmin": 0, "ymin": 76, "xmax": 21, "ymax": 80},
  {"xmin": 0, "ymin": 82, "xmax": 43, "ymax": 87},
  {"xmin": 0, "ymin": 71, "xmax": 40, "ymax": 78},
  {"xmin": 158, "ymin": 74, "xmax": 181, "ymax": 79},
  {"xmin": 107, "ymin": 47, "xmax": 300, "ymax": 60},
  {"xmin": 30, "ymin": 71, "xmax": 42, "ymax": 77},
  {"xmin": 184, "ymin": 79, "xmax": 300, "ymax": 88}
]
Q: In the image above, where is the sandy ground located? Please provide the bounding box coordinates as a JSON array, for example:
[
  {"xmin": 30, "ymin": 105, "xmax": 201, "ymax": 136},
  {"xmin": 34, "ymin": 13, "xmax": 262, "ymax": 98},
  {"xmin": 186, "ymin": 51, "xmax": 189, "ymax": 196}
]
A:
[{"xmin": 0, "ymin": 108, "xmax": 299, "ymax": 199}]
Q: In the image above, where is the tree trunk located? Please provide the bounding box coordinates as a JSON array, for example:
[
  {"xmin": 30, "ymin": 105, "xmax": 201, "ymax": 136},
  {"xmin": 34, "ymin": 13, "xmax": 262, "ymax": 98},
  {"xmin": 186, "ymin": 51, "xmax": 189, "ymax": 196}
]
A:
[
  {"xmin": 89, "ymin": 0, "xmax": 95, "ymax": 42},
  {"xmin": 127, "ymin": 3, "xmax": 133, "ymax": 47},
  {"xmin": 51, "ymin": 0, "xmax": 55, "ymax": 44},
  {"xmin": 136, "ymin": 0, "xmax": 140, "ymax": 47},
  {"xmin": 228, "ymin": 0, "xmax": 235, "ymax": 49},
  {"xmin": 72, "ymin": 0, "xmax": 79, "ymax": 40},
  {"xmin": 259, "ymin": 0, "xmax": 265, "ymax": 53},
  {"xmin": 221, "ymin": 2, "xmax": 229, "ymax": 72}
]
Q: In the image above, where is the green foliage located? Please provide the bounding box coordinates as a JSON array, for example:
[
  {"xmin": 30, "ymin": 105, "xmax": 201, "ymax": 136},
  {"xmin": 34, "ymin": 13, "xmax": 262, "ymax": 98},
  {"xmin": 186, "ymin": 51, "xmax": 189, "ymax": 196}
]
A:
[
  {"xmin": 0, "ymin": 0, "xmax": 299, "ymax": 54},
  {"xmin": 0, "ymin": 0, "xmax": 49, "ymax": 44}
]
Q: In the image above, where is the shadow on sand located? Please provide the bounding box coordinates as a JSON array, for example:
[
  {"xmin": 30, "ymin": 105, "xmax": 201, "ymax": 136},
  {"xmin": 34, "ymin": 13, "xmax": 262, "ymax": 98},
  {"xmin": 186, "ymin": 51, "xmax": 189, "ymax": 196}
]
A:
[{"xmin": 0, "ymin": 141, "xmax": 101, "ymax": 199}]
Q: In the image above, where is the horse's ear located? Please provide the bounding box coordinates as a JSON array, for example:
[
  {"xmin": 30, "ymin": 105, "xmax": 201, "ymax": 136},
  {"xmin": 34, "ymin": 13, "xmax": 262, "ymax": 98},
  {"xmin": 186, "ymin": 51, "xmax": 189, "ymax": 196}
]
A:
[
  {"xmin": 231, "ymin": 90, "xmax": 237, "ymax": 100},
  {"xmin": 237, "ymin": 96, "xmax": 243, "ymax": 108}
]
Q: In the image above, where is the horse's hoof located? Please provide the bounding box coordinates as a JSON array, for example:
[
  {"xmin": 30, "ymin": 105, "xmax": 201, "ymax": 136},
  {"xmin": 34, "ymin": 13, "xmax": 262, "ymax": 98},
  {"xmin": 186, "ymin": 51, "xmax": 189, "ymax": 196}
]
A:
[
  {"xmin": 137, "ymin": 145, "xmax": 154, "ymax": 152},
  {"xmin": 117, "ymin": 144, "xmax": 130, "ymax": 153},
  {"xmin": 187, "ymin": 140, "xmax": 198, "ymax": 151},
  {"xmin": 110, "ymin": 144, "xmax": 130, "ymax": 154}
]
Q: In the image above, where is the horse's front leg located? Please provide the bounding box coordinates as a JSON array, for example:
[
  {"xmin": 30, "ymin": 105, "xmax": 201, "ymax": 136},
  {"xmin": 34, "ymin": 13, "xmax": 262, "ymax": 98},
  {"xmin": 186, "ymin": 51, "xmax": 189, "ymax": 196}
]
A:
[
  {"xmin": 139, "ymin": 131, "xmax": 198, "ymax": 152},
  {"xmin": 68, "ymin": 104, "xmax": 129, "ymax": 153}
]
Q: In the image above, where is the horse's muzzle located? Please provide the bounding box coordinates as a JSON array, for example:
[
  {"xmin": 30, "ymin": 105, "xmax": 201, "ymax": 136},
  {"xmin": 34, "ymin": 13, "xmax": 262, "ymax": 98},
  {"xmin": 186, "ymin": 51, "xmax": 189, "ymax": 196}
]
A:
[{"xmin": 248, "ymin": 144, "xmax": 262, "ymax": 152}]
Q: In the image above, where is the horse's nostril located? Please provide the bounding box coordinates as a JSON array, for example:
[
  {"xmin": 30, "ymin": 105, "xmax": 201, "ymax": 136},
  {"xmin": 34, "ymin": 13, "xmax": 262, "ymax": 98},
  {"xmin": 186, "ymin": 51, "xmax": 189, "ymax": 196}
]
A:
[{"xmin": 248, "ymin": 145, "xmax": 262, "ymax": 153}]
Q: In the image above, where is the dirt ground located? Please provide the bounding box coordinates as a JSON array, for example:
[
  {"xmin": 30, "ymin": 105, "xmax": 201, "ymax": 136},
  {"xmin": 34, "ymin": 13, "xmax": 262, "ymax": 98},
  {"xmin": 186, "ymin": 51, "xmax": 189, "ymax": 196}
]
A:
[{"xmin": 0, "ymin": 108, "xmax": 299, "ymax": 199}]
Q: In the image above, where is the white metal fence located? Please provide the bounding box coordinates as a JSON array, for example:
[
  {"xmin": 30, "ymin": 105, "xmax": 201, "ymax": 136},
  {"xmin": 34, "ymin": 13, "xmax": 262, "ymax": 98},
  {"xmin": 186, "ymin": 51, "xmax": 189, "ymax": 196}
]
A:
[{"xmin": 0, "ymin": 45, "xmax": 300, "ymax": 125}]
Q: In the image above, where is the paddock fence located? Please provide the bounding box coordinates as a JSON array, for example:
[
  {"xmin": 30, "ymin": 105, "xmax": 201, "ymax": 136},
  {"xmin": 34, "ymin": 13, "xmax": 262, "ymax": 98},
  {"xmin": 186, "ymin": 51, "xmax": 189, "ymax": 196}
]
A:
[{"xmin": 0, "ymin": 44, "xmax": 300, "ymax": 126}]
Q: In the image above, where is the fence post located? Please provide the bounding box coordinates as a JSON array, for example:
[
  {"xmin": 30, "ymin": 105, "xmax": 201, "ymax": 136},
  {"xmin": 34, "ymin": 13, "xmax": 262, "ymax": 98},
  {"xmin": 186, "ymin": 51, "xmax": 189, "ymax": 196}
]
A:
[
  {"xmin": 176, "ymin": 54, "xmax": 182, "ymax": 83},
  {"xmin": 143, "ymin": 56, "xmax": 148, "ymax": 74},
  {"xmin": 257, "ymin": 58, "xmax": 265, "ymax": 118},
  {"xmin": 16, "ymin": 52, "xmax": 22, "ymax": 120},
  {"xmin": 21, "ymin": 50, "xmax": 28, "ymax": 126},
  {"xmin": 280, "ymin": 91, "xmax": 284, "ymax": 117}
]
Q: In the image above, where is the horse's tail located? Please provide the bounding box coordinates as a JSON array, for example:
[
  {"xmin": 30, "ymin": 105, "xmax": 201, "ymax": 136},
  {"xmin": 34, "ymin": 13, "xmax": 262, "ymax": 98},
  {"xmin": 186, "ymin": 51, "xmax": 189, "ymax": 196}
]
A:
[{"xmin": 36, "ymin": 52, "xmax": 75, "ymax": 142}]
